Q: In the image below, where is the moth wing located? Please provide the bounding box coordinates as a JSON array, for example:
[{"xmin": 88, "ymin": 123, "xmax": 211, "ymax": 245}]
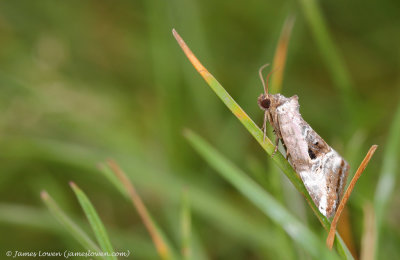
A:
[
  {"xmin": 302, "ymin": 121, "xmax": 349, "ymax": 217},
  {"xmin": 313, "ymin": 150, "xmax": 349, "ymax": 217},
  {"xmin": 274, "ymin": 96, "xmax": 349, "ymax": 217},
  {"xmin": 276, "ymin": 98, "xmax": 311, "ymax": 172}
]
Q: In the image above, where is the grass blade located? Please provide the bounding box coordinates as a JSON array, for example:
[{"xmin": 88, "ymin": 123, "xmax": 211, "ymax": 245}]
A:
[
  {"xmin": 40, "ymin": 191, "xmax": 102, "ymax": 258},
  {"xmin": 270, "ymin": 15, "xmax": 295, "ymax": 94},
  {"xmin": 184, "ymin": 129, "xmax": 339, "ymax": 259},
  {"xmin": 173, "ymin": 29, "xmax": 354, "ymax": 257},
  {"xmin": 69, "ymin": 182, "xmax": 117, "ymax": 260},
  {"xmin": 181, "ymin": 189, "xmax": 191, "ymax": 260},
  {"xmin": 327, "ymin": 145, "xmax": 378, "ymax": 249},
  {"xmin": 106, "ymin": 160, "xmax": 176, "ymax": 260}
]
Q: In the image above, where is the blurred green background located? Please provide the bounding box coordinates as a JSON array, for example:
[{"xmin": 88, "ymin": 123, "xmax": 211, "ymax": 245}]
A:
[{"xmin": 0, "ymin": 0, "xmax": 399, "ymax": 259}]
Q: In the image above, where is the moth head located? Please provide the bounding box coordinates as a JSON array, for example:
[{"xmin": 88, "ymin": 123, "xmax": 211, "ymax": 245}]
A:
[
  {"xmin": 257, "ymin": 63, "xmax": 279, "ymax": 111},
  {"xmin": 257, "ymin": 94, "xmax": 271, "ymax": 110}
]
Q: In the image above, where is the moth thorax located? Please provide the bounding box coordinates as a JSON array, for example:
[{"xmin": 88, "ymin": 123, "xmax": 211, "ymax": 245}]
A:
[{"xmin": 257, "ymin": 94, "xmax": 271, "ymax": 110}]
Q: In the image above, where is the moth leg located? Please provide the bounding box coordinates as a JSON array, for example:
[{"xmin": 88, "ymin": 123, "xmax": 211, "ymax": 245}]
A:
[
  {"xmin": 282, "ymin": 142, "xmax": 290, "ymax": 160},
  {"xmin": 286, "ymin": 148, "xmax": 290, "ymax": 160},
  {"xmin": 271, "ymin": 137, "xmax": 280, "ymax": 157},
  {"xmin": 271, "ymin": 113, "xmax": 282, "ymax": 157},
  {"xmin": 262, "ymin": 111, "xmax": 268, "ymax": 141}
]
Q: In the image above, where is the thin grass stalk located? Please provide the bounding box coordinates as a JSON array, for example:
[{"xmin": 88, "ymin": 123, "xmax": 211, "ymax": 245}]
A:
[
  {"xmin": 69, "ymin": 182, "xmax": 116, "ymax": 260},
  {"xmin": 107, "ymin": 160, "xmax": 175, "ymax": 260}
]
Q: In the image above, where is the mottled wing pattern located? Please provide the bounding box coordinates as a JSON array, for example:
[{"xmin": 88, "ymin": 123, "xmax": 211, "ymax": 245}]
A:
[
  {"xmin": 275, "ymin": 95, "xmax": 349, "ymax": 217},
  {"xmin": 306, "ymin": 135, "xmax": 350, "ymax": 217}
]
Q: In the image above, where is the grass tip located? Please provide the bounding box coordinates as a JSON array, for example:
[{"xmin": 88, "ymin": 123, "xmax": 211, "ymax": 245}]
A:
[
  {"xmin": 182, "ymin": 128, "xmax": 192, "ymax": 138},
  {"xmin": 172, "ymin": 29, "xmax": 184, "ymax": 44},
  {"xmin": 69, "ymin": 181, "xmax": 77, "ymax": 189},
  {"xmin": 172, "ymin": 28, "xmax": 178, "ymax": 39},
  {"xmin": 40, "ymin": 190, "xmax": 49, "ymax": 200},
  {"xmin": 106, "ymin": 158, "xmax": 116, "ymax": 166}
]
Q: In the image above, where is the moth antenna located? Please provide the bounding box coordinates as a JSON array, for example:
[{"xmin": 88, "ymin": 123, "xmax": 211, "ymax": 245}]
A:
[
  {"xmin": 258, "ymin": 63, "xmax": 270, "ymax": 95},
  {"xmin": 259, "ymin": 64, "xmax": 281, "ymax": 95},
  {"xmin": 326, "ymin": 145, "xmax": 378, "ymax": 249}
]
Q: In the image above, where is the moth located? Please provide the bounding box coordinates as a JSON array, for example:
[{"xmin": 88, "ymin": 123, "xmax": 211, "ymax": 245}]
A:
[{"xmin": 257, "ymin": 64, "xmax": 349, "ymax": 218}]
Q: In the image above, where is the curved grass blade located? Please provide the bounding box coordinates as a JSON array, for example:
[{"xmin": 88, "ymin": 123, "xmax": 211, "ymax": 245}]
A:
[
  {"xmin": 40, "ymin": 191, "xmax": 103, "ymax": 259},
  {"xmin": 374, "ymin": 103, "xmax": 400, "ymax": 257},
  {"xmin": 184, "ymin": 129, "xmax": 339, "ymax": 259},
  {"xmin": 106, "ymin": 160, "xmax": 176, "ymax": 260},
  {"xmin": 69, "ymin": 182, "xmax": 117, "ymax": 260},
  {"xmin": 327, "ymin": 145, "xmax": 378, "ymax": 249},
  {"xmin": 270, "ymin": 15, "xmax": 295, "ymax": 94},
  {"xmin": 173, "ymin": 29, "xmax": 353, "ymax": 258}
]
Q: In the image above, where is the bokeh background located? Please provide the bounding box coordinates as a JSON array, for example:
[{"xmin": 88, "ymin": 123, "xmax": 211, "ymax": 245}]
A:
[{"xmin": 0, "ymin": 0, "xmax": 399, "ymax": 259}]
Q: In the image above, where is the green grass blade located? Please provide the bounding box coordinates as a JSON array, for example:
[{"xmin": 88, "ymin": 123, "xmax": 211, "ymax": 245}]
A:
[
  {"xmin": 181, "ymin": 189, "xmax": 191, "ymax": 260},
  {"xmin": 335, "ymin": 233, "xmax": 355, "ymax": 259},
  {"xmin": 184, "ymin": 129, "xmax": 339, "ymax": 259},
  {"xmin": 173, "ymin": 29, "xmax": 354, "ymax": 258},
  {"xmin": 374, "ymin": 102, "xmax": 400, "ymax": 257},
  {"xmin": 69, "ymin": 182, "xmax": 117, "ymax": 260},
  {"xmin": 40, "ymin": 191, "xmax": 103, "ymax": 258}
]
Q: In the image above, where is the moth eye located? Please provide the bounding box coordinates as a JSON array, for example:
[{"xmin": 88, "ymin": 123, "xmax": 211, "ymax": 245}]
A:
[
  {"xmin": 314, "ymin": 141, "xmax": 319, "ymax": 145},
  {"xmin": 261, "ymin": 99, "xmax": 271, "ymax": 109}
]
